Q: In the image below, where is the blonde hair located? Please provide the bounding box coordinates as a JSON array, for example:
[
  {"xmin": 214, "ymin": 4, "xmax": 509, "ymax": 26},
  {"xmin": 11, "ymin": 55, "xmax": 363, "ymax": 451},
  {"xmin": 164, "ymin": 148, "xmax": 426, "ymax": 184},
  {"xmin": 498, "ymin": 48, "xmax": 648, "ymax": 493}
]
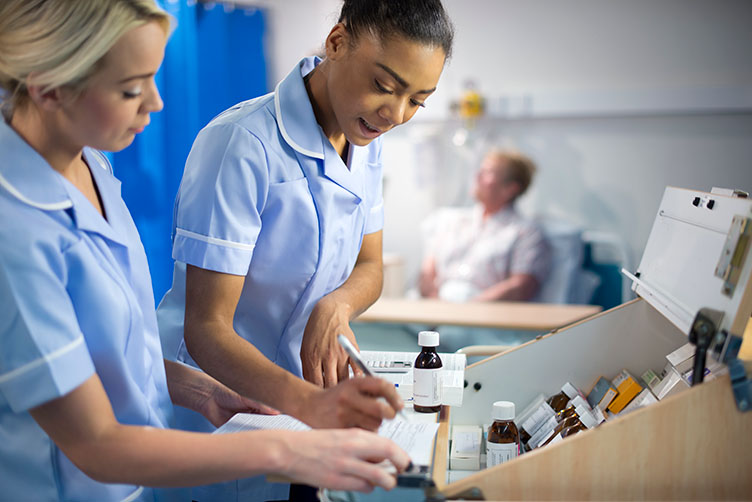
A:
[
  {"xmin": 486, "ymin": 149, "xmax": 537, "ymax": 198},
  {"xmin": 0, "ymin": 0, "xmax": 170, "ymax": 114}
]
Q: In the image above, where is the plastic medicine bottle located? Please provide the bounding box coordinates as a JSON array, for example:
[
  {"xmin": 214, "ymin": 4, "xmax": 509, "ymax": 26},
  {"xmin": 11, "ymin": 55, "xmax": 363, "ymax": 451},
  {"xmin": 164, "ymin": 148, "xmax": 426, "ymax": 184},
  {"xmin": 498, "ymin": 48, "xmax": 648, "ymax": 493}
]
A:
[
  {"xmin": 413, "ymin": 331, "xmax": 442, "ymax": 413},
  {"xmin": 486, "ymin": 401, "xmax": 520, "ymax": 467}
]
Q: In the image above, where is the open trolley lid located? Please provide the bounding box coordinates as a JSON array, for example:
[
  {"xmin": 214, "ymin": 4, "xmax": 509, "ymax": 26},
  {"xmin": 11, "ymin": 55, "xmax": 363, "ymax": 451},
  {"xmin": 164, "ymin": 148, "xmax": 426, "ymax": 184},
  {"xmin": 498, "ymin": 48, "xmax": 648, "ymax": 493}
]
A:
[{"xmin": 629, "ymin": 186, "xmax": 752, "ymax": 339}]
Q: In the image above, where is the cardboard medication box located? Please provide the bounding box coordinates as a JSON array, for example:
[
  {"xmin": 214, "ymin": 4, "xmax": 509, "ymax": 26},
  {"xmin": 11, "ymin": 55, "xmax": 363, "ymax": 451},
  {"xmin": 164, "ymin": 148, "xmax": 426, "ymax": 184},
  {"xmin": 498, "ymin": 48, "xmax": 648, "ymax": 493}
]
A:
[
  {"xmin": 607, "ymin": 370, "xmax": 643, "ymax": 413},
  {"xmin": 586, "ymin": 376, "xmax": 618, "ymax": 411},
  {"xmin": 421, "ymin": 187, "xmax": 752, "ymax": 501}
]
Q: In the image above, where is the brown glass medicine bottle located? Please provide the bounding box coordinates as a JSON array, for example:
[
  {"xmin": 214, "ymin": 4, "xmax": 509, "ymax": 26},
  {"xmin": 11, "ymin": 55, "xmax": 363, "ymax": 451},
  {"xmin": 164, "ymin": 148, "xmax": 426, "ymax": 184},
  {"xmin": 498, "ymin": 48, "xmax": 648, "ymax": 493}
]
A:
[
  {"xmin": 544, "ymin": 408, "xmax": 599, "ymax": 448},
  {"xmin": 413, "ymin": 331, "xmax": 442, "ymax": 413},
  {"xmin": 560, "ymin": 409, "xmax": 598, "ymax": 438},
  {"xmin": 555, "ymin": 395, "xmax": 588, "ymax": 423},
  {"xmin": 486, "ymin": 401, "xmax": 520, "ymax": 467},
  {"xmin": 536, "ymin": 405, "xmax": 588, "ymax": 449},
  {"xmin": 546, "ymin": 382, "xmax": 579, "ymax": 412}
]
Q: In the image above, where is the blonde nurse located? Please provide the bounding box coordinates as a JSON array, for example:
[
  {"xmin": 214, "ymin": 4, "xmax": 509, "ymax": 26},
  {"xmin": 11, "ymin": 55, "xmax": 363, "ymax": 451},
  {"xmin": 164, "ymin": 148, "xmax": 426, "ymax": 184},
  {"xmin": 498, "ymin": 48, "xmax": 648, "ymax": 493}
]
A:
[{"xmin": 0, "ymin": 1, "xmax": 409, "ymax": 500}]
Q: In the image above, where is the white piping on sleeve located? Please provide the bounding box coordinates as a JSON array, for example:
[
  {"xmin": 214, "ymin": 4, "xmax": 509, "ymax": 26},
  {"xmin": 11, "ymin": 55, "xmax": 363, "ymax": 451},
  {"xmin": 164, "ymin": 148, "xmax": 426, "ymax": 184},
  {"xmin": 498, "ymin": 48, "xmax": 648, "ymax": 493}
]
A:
[
  {"xmin": 0, "ymin": 336, "xmax": 85, "ymax": 385},
  {"xmin": 120, "ymin": 486, "xmax": 144, "ymax": 502},
  {"xmin": 175, "ymin": 227, "xmax": 255, "ymax": 251}
]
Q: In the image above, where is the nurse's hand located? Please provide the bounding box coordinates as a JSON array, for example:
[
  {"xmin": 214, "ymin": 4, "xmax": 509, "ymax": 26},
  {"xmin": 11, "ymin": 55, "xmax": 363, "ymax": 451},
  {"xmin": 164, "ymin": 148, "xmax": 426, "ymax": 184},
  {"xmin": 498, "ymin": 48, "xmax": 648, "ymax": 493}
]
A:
[
  {"xmin": 297, "ymin": 376, "xmax": 403, "ymax": 431},
  {"xmin": 301, "ymin": 296, "xmax": 359, "ymax": 387},
  {"xmin": 279, "ymin": 429, "xmax": 410, "ymax": 492},
  {"xmin": 164, "ymin": 359, "xmax": 278, "ymax": 427},
  {"xmin": 200, "ymin": 378, "xmax": 279, "ymax": 428}
]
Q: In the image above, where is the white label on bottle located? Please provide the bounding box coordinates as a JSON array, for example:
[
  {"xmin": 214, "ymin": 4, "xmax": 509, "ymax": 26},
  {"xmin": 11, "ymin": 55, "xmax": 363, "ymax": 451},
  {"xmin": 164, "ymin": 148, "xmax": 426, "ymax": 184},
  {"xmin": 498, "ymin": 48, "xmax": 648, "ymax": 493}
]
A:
[
  {"xmin": 528, "ymin": 415, "xmax": 558, "ymax": 448},
  {"xmin": 413, "ymin": 368, "xmax": 442, "ymax": 406},
  {"xmin": 532, "ymin": 428, "xmax": 556, "ymax": 449},
  {"xmin": 486, "ymin": 441, "xmax": 518, "ymax": 467},
  {"xmin": 521, "ymin": 403, "xmax": 555, "ymax": 437},
  {"xmin": 548, "ymin": 433, "xmax": 564, "ymax": 446}
]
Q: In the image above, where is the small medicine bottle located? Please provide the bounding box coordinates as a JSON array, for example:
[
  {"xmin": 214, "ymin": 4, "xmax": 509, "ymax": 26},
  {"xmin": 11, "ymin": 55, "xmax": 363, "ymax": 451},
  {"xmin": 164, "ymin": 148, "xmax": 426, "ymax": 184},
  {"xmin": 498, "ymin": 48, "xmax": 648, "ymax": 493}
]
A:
[
  {"xmin": 486, "ymin": 401, "xmax": 519, "ymax": 467},
  {"xmin": 546, "ymin": 382, "xmax": 579, "ymax": 413},
  {"xmin": 536, "ymin": 404, "xmax": 589, "ymax": 449},
  {"xmin": 543, "ymin": 410, "xmax": 599, "ymax": 449},
  {"xmin": 555, "ymin": 395, "xmax": 588, "ymax": 423},
  {"xmin": 559, "ymin": 409, "xmax": 598, "ymax": 438},
  {"xmin": 413, "ymin": 331, "xmax": 442, "ymax": 413},
  {"xmin": 518, "ymin": 401, "xmax": 555, "ymax": 446}
]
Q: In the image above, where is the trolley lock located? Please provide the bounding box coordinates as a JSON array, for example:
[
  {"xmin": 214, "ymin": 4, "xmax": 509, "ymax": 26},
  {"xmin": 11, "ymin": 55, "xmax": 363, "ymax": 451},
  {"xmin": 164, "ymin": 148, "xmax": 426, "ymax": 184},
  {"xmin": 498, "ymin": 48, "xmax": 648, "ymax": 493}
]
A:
[
  {"xmin": 688, "ymin": 308, "xmax": 724, "ymax": 386},
  {"xmin": 689, "ymin": 307, "xmax": 751, "ymax": 412}
]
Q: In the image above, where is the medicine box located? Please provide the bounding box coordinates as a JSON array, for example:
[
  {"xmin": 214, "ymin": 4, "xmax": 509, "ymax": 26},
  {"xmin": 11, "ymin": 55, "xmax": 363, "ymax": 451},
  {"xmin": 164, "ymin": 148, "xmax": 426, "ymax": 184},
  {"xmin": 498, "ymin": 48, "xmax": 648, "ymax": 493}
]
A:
[
  {"xmin": 586, "ymin": 376, "xmax": 618, "ymax": 411},
  {"xmin": 449, "ymin": 425, "xmax": 482, "ymax": 471},
  {"xmin": 666, "ymin": 342, "xmax": 696, "ymax": 374},
  {"xmin": 641, "ymin": 369, "xmax": 661, "ymax": 390},
  {"xmin": 653, "ymin": 366, "xmax": 690, "ymax": 400},
  {"xmin": 607, "ymin": 370, "xmax": 643, "ymax": 413},
  {"xmin": 618, "ymin": 388, "xmax": 658, "ymax": 416}
]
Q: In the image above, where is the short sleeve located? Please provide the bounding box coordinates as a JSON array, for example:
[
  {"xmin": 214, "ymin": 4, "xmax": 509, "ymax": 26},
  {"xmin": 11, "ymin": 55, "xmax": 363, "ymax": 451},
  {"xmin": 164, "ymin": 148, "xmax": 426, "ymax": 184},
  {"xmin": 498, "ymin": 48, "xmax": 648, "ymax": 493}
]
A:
[
  {"xmin": 509, "ymin": 223, "xmax": 552, "ymax": 284},
  {"xmin": 172, "ymin": 123, "xmax": 270, "ymax": 276},
  {"xmin": 0, "ymin": 244, "xmax": 94, "ymax": 412},
  {"xmin": 363, "ymin": 138, "xmax": 384, "ymax": 235}
]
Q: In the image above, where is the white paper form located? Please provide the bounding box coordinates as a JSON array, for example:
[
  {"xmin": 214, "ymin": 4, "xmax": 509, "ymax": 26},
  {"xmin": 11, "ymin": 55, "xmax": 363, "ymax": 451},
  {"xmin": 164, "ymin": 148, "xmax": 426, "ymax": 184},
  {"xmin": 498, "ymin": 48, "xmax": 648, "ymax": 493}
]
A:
[
  {"xmin": 215, "ymin": 413, "xmax": 311, "ymax": 434},
  {"xmin": 215, "ymin": 413, "xmax": 439, "ymax": 466},
  {"xmin": 377, "ymin": 419, "xmax": 440, "ymax": 466}
]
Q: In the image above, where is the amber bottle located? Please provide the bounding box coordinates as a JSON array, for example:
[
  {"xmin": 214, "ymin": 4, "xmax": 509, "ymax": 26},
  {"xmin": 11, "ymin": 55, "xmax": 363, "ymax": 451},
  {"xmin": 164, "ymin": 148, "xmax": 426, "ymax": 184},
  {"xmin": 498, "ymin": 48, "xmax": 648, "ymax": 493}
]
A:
[
  {"xmin": 546, "ymin": 382, "xmax": 579, "ymax": 412},
  {"xmin": 413, "ymin": 331, "xmax": 442, "ymax": 413},
  {"xmin": 487, "ymin": 401, "xmax": 520, "ymax": 467}
]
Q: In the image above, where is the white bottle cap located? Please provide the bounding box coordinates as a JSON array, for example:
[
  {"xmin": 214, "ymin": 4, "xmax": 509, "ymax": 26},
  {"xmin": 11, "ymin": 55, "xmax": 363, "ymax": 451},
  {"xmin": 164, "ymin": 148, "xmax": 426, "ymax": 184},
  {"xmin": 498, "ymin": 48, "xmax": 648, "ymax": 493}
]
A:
[
  {"xmin": 492, "ymin": 401, "xmax": 515, "ymax": 421},
  {"xmin": 561, "ymin": 382, "xmax": 578, "ymax": 399},
  {"xmin": 574, "ymin": 404, "xmax": 589, "ymax": 419},
  {"xmin": 569, "ymin": 395, "xmax": 588, "ymax": 410},
  {"xmin": 579, "ymin": 410, "xmax": 597, "ymax": 429},
  {"xmin": 418, "ymin": 331, "xmax": 440, "ymax": 347}
]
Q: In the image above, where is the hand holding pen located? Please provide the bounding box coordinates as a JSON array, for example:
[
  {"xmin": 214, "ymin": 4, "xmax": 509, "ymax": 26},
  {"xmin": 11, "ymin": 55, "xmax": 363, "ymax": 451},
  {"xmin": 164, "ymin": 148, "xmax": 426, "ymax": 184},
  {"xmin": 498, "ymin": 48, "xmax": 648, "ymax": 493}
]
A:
[{"xmin": 337, "ymin": 334, "xmax": 409, "ymax": 421}]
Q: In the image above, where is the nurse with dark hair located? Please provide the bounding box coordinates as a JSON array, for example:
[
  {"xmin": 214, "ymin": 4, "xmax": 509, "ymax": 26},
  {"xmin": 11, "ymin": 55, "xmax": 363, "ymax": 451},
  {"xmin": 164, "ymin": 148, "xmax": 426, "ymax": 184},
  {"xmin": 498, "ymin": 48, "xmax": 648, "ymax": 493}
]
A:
[{"xmin": 157, "ymin": 0, "xmax": 454, "ymax": 499}]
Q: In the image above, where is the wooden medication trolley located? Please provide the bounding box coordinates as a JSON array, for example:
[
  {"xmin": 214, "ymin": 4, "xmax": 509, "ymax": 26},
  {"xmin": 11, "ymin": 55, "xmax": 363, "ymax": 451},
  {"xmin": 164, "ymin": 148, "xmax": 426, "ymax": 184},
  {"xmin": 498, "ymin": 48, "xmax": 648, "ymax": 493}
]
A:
[{"xmin": 425, "ymin": 187, "xmax": 752, "ymax": 501}]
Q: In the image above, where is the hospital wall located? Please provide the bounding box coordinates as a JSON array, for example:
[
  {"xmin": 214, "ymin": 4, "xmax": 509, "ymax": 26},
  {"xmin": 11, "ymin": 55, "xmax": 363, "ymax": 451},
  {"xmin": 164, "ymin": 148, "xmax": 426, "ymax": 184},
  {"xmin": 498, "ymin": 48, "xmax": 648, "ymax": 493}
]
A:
[{"xmin": 251, "ymin": 0, "xmax": 752, "ymax": 294}]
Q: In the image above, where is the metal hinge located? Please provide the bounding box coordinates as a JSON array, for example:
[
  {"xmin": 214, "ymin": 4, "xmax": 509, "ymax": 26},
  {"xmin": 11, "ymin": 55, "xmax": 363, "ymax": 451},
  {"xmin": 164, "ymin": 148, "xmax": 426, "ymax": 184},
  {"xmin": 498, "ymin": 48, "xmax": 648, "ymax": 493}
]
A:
[{"xmin": 715, "ymin": 215, "xmax": 751, "ymax": 297}]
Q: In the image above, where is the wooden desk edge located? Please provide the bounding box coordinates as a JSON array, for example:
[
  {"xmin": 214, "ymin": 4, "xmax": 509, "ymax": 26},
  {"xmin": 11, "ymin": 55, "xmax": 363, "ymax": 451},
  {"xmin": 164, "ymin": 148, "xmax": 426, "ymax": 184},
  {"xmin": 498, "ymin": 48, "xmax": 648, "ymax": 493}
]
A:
[{"xmin": 355, "ymin": 299, "xmax": 602, "ymax": 331}]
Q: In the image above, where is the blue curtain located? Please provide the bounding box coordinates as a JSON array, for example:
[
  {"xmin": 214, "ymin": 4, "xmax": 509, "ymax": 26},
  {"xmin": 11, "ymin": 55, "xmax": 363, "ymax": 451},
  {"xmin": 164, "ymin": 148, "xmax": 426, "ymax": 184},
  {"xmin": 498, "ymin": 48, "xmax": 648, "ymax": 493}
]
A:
[{"xmin": 111, "ymin": 1, "xmax": 268, "ymax": 303}]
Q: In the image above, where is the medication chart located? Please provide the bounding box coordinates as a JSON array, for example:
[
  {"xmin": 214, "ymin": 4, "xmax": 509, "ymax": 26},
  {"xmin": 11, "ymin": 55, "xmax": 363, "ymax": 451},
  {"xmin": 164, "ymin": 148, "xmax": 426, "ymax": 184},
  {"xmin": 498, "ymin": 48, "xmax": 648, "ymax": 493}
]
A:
[{"xmin": 216, "ymin": 413, "xmax": 440, "ymax": 467}]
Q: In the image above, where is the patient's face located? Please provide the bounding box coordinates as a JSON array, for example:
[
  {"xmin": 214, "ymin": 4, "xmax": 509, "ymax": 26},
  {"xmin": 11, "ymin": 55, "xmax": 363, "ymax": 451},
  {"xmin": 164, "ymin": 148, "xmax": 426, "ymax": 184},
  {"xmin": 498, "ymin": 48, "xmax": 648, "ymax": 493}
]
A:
[{"xmin": 473, "ymin": 155, "xmax": 512, "ymax": 206}]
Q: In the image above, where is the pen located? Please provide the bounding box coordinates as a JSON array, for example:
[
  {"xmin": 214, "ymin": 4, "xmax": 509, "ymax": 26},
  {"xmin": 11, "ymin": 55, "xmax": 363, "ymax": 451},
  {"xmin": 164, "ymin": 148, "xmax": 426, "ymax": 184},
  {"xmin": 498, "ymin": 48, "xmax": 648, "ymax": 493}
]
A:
[{"xmin": 337, "ymin": 334, "xmax": 409, "ymax": 421}]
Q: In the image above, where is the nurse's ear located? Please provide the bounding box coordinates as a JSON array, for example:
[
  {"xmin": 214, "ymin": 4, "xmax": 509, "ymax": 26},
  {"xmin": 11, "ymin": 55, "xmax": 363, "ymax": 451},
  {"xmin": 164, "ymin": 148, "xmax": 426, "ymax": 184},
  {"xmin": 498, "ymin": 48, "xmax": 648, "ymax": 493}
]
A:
[
  {"xmin": 26, "ymin": 85, "xmax": 63, "ymax": 112},
  {"xmin": 25, "ymin": 76, "xmax": 67, "ymax": 112},
  {"xmin": 323, "ymin": 22, "xmax": 351, "ymax": 62}
]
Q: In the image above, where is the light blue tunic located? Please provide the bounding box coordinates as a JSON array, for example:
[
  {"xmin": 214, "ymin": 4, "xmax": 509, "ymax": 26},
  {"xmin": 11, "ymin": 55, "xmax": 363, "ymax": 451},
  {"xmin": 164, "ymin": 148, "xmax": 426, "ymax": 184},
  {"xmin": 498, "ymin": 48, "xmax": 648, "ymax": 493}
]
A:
[
  {"xmin": 158, "ymin": 55, "xmax": 383, "ymax": 386},
  {"xmin": 157, "ymin": 56, "xmax": 384, "ymax": 501},
  {"xmin": 0, "ymin": 119, "xmax": 173, "ymax": 501}
]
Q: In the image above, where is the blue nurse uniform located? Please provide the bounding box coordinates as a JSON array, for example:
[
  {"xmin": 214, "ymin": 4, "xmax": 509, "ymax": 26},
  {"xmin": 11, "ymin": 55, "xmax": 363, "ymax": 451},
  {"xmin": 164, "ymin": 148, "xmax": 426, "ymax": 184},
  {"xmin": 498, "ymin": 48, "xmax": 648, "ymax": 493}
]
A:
[
  {"xmin": 0, "ymin": 119, "xmax": 173, "ymax": 501},
  {"xmin": 156, "ymin": 56, "xmax": 385, "ymax": 501},
  {"xmin": 158, "ymin": 55, "xmax": 384, "ymax": 390}
]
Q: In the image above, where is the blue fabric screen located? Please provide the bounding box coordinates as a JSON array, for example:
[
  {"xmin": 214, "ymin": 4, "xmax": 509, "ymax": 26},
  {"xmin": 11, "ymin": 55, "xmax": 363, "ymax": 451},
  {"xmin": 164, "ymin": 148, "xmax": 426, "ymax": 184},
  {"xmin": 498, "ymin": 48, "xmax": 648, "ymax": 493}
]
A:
[{"xmin": 111, "ymin": 1, "xmax": 268, "ymax": 303}]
